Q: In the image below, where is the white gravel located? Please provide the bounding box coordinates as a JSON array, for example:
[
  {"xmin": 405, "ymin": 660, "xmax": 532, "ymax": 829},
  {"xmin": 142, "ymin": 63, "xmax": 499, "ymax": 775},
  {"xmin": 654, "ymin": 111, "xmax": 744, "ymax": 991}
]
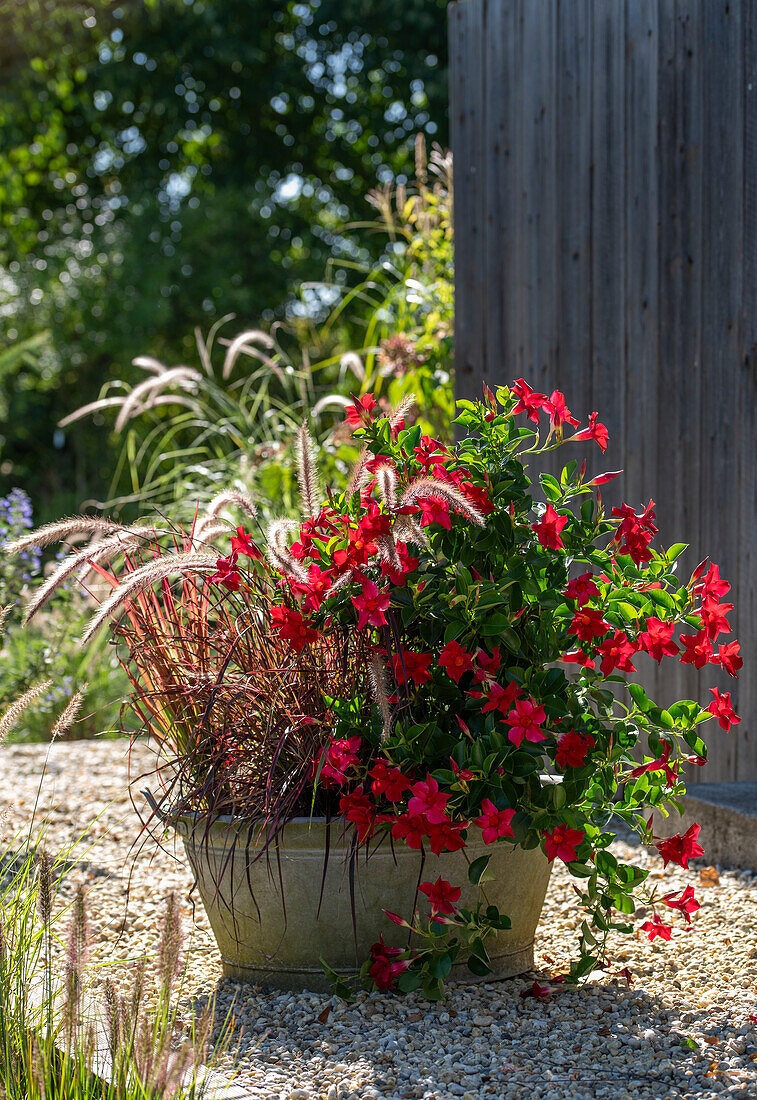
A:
[{"xmin": 3, "ymin": 738, "xmax": 757, "ymax": 1099}]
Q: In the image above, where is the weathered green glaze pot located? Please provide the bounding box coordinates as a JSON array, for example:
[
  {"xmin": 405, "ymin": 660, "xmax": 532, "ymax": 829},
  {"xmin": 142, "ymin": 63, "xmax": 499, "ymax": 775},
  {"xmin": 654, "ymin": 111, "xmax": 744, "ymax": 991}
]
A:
[{"xmin": 177, "ymin": 815, "xmax": 552, "ymax": 992}]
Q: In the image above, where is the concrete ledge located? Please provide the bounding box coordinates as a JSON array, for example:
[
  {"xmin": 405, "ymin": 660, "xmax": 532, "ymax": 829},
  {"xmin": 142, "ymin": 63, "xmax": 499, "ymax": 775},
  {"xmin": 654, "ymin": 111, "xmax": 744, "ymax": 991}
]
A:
[{"xmin": 652, "ymin": 783, "xmax": 757, "ymax": 870}]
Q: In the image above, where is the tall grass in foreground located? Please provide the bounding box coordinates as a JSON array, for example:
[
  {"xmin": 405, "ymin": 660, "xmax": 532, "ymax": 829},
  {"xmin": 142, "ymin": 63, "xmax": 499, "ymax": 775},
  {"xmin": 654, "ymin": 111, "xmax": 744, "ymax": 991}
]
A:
[{"xmin": 0, "ymin": 828, "xmax": 223, "ymax": 1099}]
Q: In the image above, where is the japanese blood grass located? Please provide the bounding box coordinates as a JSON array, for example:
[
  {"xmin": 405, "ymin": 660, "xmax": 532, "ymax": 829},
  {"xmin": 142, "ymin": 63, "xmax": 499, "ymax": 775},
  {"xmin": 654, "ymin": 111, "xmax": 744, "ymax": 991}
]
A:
[{"xmin": 0, "ymin": 827, "xmax": 228, "ymax": 1100}]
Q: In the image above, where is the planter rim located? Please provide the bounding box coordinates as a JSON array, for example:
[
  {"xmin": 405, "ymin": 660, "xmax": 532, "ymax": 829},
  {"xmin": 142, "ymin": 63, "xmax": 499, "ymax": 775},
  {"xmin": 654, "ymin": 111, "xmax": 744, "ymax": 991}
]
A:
[{"xmin": 169, "ymin": 773, "xmax": 562, "ymax": 830}]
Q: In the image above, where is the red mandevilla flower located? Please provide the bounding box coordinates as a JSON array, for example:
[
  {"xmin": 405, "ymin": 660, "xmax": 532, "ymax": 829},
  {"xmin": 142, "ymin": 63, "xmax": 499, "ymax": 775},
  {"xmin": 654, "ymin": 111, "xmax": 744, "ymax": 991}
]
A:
[
  {"xmin": 339, "ymin": 787, "xmax": 375, "ymax": 842},
  {"xmin": 352, "ymin": 581, "xmax": 391, "ymax": 630},
  {"xmin": 510, "ymin": 378, "xmax": 550, "ymax": 423},
  {"xmin": 596, "ymin": 630, "xmax": 638, "ymax": 676},
  {"xmin": 638, "ymin": 618, "xmax": 679, "ymax": 662},
  {"xmin": 438, "ymin": 640, "xmax": 474, "ymax": 683},
  {"xmin": 555, "ymin": 729, "xmax": 595, "ymax": 770},
  {"xmin": 230, "ymin": 527, "xmax": 263, "ymax": 561},
  {"xmin": 369, "ymin": 760, "xmax": 413, "ymax": 802},
  {"xmin": 712, "ymin": 640, "xmax": 742, "ymax": 677},
  {"xmin": 679, "ymin": 631, "xmax": 713, "ymax": 669},
  {"xmin": 655, "ymin": 823, "xmax": 704, "ymax": 869},
  {"xmin": 630, "ymin": 742, "xmax": 678, "ymax": 787},
  {"xmin": 564, "ymin": 572, "xmax": 601, "ymax": 606},
  {"xmin": 407, "ymin": 775, "xmax": 450, "ymax": 825},
  {"xmin": 506, "ymin": 697, "xmax": 547, "ymax": 749},
  {"xmin": 391, "ymin": 648, "xmax": 433, "ymax": 686},
  {"xmin": 542, "ymin": 825, "xmax": 584, "ymax": 864},
  {"xmin": 662, "ymin": 885, "xmax": 700, "ymax": 923},
  {"xmin": 532, "ymin": 503, "xmax": 568, "ymax": 550},
  {"xmin": 641, "ymin": 916, "xmax": 672, "ymax": 942},
  {"xmin": 694, "ymin": 561, "xmax": 731, "ymax": 603},
  {"xmin": 419, "ymin": 876, "xmax": 462, "ymax": 916},
  {"xmin": 416, "ymin": 495, "xmax": 452, "ymax": 530},
  {"xmin": 270, "ymin": 605, "xmax": 318, "ymax": 652},
  {"xmin": 209, "ymin": 552, "xmax": 242, "ymax": 591},
  {"xmin": 344, "ymin": 393, "xmax": 378, "ymax": 428},
  {"xmin": 699, "ymin": 598, "xmax": 734, "ymax": 640},
  {"xmin": 707, "ymin": 688, "xmax": 741, "ymax": 731},
  {"xmin": 546, "ymin": 390, "xmax": 580, "ymax": 430},
  {"xmin": 570, "ymin": 411, "xmax": 609, "ymax": 452},
  {"xmin": 475, "ymin": 799, "xmax": 516, "ymax": 844},
  {"xmin": 569, "ymin": 606, "xmax": 611, "ymax": 643},
  {"xmin": 319, "ymin": 736, "xmax": 362, "ymax": 786},
  {"xmin": 368, "ymin": 935, "xmax": 409, "ymax": 991}
]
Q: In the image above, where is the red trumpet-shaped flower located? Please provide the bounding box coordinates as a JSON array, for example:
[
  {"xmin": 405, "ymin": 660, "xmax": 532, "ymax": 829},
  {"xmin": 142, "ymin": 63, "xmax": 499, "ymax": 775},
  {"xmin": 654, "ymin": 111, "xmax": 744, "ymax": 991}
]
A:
[
  {"xmin": 661, "ymin": 885, "xmax": 700, "ymax": 923},
  {"xmin": 638, "ymin": 618, "xmax": 679, "ymax": 662},
  {"xmin": 270, "ymin": 605, "xmax": 318, "ymax": 652},
  {"xmin": 707, "ymin": 688, "xmax": 741, "ymax": 731},
  {"xmin": 351, "ymin": 581, "xmax": 391, "ymax": 630},
  {"xmin": 506, "ymin": 697, "xmax": 547, "ymax": 749},
  {"xmin": 419, "ymin": 876, "xmax": 462, "ymax": 916},
  {"xmin": 655, "ymin": 823, "xmax": 704, "ymax": 869},
  {"xmin": 407, "ymin": 775, "xmax": 450, "ymax": 825},
  {"xmin": 641, "ymin": 916, "xmax": 672, "ymax": 942},
  {"xmin": 510, "ymin": 378, "xmax": 550, "ymax": 423},
  {"xmin": 542, "ymin": 825, "xmax": 585, "ymax": 863},
  {"xmin": 209, "ymin": 552, "xmax": 242, "ymax": 591},
  {"xmin": 475, "ymin": 799, "xmax": 516, "ymax": 844},
  {"xmin": 712, "ymin": 640, "xmax": 742, "ymax": 677},
  {"xmin": 438, "ymin": 640, "xmax": 474, "ymax": 683},
  {"xmin": 564, "ymin": 573, "xmax": 601, "ymax": 606},
  {"xmin": 570, "ymin": 411, "xmax": 609, "ymax": 452},
  {"xmin": 555, "ymin": 729, "xmax": 595, "ymax": 770},
  {"xmin": 532, "ymin": 504, "xmax": 569, "ymax": 550}
]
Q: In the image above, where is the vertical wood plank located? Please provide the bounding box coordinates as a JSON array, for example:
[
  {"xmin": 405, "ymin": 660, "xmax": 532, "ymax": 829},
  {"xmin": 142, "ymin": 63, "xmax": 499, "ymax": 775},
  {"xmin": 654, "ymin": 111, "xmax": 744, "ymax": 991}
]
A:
[
  {"xmin": 737, "ymin": 0, "xmax": 757, "ymax": 780},
  {"xmin": 698, "ymin": 0, "xmax": 743, "ymax": 781},
  {"xmin": 556, "ymin": 0, "xmax": 593, "ymax": 423},
  {"xmin": 450, "ymin": 0, "xmax": 487, "ymax": 394},
  {"xmin": 483, "ymin": 0, "xmax": 519, "ymax": 391},
  {"xmin": 589, "ymin": 0, "xmax": 626, "ymax": 486},
  {"xmin": 654, "ymin": 0, "xmax": 703, "ymax": 751},
  {"xmin": 624, "ymin": 0, "xmax": 662, "ymax": 709}
]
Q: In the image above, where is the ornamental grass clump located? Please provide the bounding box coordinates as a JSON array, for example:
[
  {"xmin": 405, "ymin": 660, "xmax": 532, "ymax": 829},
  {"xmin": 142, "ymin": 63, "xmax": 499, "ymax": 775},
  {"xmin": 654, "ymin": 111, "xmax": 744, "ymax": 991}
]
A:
[{"xmin": 10, "ymin": 381, "xmax": 742, "ymax": 997}]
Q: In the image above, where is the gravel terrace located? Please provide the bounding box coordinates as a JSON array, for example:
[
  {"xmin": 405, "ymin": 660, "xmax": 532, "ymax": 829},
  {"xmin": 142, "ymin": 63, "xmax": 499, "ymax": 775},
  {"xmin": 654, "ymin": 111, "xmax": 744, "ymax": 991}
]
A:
[{"xmin": 3, "ymin": 738, "xmax": 757, "ymax": 1100}]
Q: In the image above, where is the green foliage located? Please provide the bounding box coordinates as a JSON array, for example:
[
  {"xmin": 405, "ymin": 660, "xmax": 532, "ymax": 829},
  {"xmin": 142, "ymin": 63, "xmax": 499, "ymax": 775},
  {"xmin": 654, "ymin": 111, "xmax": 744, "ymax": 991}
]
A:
[
  {"xmin": 0, "ymin": 0, "xmax": 449, "ymax": 518},
  {"xmin": 63, "ymin": 141, "xmax": 455, "ymax": 522},
  {"xmin": 0, "ymin": 828, "xmax": 218, "ymax": 1099}
]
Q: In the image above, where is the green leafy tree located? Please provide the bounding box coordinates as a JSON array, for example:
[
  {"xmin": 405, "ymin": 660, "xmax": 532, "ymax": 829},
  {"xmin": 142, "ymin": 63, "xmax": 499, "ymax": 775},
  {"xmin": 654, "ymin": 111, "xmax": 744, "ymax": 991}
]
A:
[{"xmin": 0, "ymin": 0, "xmax": 448, "ymax": 517}]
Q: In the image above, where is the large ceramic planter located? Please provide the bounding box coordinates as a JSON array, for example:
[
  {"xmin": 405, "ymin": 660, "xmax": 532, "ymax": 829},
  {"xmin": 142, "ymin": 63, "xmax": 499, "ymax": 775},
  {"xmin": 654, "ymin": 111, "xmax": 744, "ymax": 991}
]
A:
[{"xmin": 177, "ymin": 814, "xmax": 552, "ymax": 992}]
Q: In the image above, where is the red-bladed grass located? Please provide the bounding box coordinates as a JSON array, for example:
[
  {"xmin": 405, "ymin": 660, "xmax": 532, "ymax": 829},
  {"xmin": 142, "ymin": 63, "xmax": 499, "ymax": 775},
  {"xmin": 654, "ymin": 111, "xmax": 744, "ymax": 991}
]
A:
[{"xmin": 112, "ymin": 542, "xmax": 371, "ymax": 831}]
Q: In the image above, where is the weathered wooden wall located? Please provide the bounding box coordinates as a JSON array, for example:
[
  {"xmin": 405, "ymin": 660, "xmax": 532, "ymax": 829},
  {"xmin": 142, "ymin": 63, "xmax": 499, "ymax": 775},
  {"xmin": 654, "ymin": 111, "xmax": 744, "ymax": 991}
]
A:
[{"xmin": 449, "ymin": 0, "xmax": 757, "ymax": 781}]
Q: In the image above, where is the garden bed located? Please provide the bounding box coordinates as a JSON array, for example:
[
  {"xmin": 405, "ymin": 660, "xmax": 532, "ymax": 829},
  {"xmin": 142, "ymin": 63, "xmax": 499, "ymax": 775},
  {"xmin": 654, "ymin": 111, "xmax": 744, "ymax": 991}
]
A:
[{"xmin": 3, "ymin": 739, "xmax": 756, "ymax": 1100}]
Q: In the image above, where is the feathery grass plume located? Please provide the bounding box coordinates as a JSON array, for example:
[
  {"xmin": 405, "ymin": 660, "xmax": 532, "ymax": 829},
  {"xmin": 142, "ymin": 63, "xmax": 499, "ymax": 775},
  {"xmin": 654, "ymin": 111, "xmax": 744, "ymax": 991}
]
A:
[
  {"xmin": 63, "ymin": 884, "xmax": 89, "ymax": 1040},
  {"xmin": 265, "ymin": 520, "xmax": 307, "ymax": 581},
  {"xmin": 22, "ymin": 526, "xmax": 161, "ymax": 623},
  {"xmin": 58, "ymin": 396, "xmax": 126, "ymax": 428},
  {"xmin": 103, "ymin": 977, "xmax": 120, "ymax": 1063},
  {"xmin": 221, "ymin": 328, "xmax": 276, "ymax": 379},
  {"xmin": 81, "ymin": 552, "xmax": 218, "ymax": 643},
  {"xmin": 376, "ymin": 464, "xmax": 398, "ymax": 510},
  {"xmin": 156, "ymin": 892, "xmax": 184, "ymax": 994},
  {"xmin": 114, "ymin": 367, "xmax": 203, "ymax": 433},
  {"xmin": 193, "ymin": 521, "xmax": 233, "ymax": 544},
  {"xmin": 37, "ymin": 850, "xmax": 52, "ymax": 928},
  {"xmin": 415, "ymin": 131, "xmax": 428, "ymax": 187},
  {"xmin": 28, "ymin": 1032, "xmax": 47, "ymax": 1100},
  {"xmin": 296, "ymin": 421, "xmax": 320, "ymax": 519},
  {"xmin": 375, "ymin": 535, "xmax": 401, "ymax": 571},
  {"xmin": 0, "ymin": 680, "xmax": 53, "ymax": 743},
  {"xmin": 201, "ymin": 489, "xmax": 258, "ymax": 526},
  {"xmin": 133, "ymin": 354, "xmax": 168, "ymax": 374},
  {"xmin": 49, "ymin": 691, "xmax": 85, "ymax": 742},
  {"xmin": 402, "ymin": 476, "xmax": 486, "ymax": 528},
  {"xmin": 389, "ymin": 393, "xmax": 417, "ymax": 431},
  {"xmin": 4, "ymin": 516, "xmax": 126, "ymax": 555},
  {"xmin": 0, "ymin": 604, "xmax": 11, "ymax": 634},
  {"xmin": 312, "ymin": 393, "xmax": 350, "ymax": 418},
  {"xmin": 339, "ymin": 352, "xmax": 365, "ymax": 382},
  {"xmin": 368, "ymin": 654, "xmax": 393, "ymax": 743}
]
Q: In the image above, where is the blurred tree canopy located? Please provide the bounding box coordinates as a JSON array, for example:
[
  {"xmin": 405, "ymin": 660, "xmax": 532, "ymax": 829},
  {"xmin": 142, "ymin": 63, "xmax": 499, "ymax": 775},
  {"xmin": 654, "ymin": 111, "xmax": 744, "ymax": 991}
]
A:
[{"xmin": 0, "ymin": 0, "xmax": 448, "ymax": 518}]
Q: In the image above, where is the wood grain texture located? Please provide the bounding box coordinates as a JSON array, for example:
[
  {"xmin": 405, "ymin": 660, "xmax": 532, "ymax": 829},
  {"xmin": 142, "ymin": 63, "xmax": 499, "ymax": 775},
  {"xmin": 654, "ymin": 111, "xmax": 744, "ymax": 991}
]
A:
[{"xmin": 450, "ymin": 0, "xmax": 757, "ymax": 780}]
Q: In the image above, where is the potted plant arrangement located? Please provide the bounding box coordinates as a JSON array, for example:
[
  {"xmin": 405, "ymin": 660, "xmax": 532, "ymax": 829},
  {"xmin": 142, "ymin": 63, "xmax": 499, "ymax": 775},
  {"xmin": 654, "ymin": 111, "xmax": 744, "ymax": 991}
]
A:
[{"xmin": 9, "ymin": 381, "xmax": 741, "ymax": 999}]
